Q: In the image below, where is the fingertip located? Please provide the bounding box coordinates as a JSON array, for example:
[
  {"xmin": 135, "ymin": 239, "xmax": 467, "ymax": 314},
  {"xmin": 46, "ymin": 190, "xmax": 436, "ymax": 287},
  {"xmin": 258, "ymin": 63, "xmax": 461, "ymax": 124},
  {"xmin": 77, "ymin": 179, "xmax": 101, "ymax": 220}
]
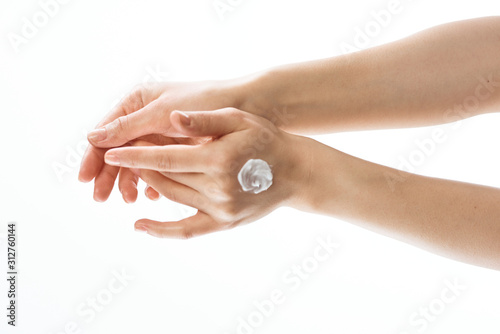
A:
[
  {"xmin": 104, "ymin": 151, "xmax": 120, "ymax": 166},
  {"xmin": 78, "ymin": 158, "xmax": 93, "ymax": 183},
  {"xmin": 87, "ymin": 128, "xmax": 107, "ymax": 146},
  {"xmin": 170, "ymin": 110, "xmax": 192, "ymax": 133},
  {"xmin": 135, "ymin": 219, "xmax": 171, "ymax": 238},
  {"xmin": 135, "ymin": 219, "xmax": 153, "ymax": 233},
  {"xmin": 174, "ymin": 110, "xmax": 191, "ymax": 126},
  {"xmin": 93, "ymin": 194, "xmax": 105, "ymax": 203},
  {"xmin": 134, "ymin": 222, "xmax": 148, "ymax": 233},
  {"xmin": 78, "ymin": 146, "xmax": 105, "ymax": 184},
  {"xmin": 93, "ymin": 188, "xmax": 108, "ymax": 202},
  {"xmin": 145, "ymin": 185, "xmax": 161, "ymax": 201},
  {"xmin": 78, "ymin": 171, "xmax": 91, "ymax": 183},
  {"xmin": 123, "ymin": 190, "xmax": 137, "ymax": 204}
]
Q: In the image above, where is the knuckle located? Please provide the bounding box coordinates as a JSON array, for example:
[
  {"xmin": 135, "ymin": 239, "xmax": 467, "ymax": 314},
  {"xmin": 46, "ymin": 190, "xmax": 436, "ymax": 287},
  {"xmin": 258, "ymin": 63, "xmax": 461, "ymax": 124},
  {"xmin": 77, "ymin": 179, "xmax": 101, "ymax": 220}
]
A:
[
  {"xmin": 225, "ymin": 202, "xmax": 239, "ymax": 217},
  {"xmin": 226, "ymin": 107, "xmax": 245, "ymax": 121},
  {"xmin": 166, "ymin": 189, "xmax": 179, "ymax": 204},
  {"xmin": 120, "ymin": 86, "xmax": 145, "ymax": 113},
  {"xmin": 157, "ymin": 154, "xmax": 174, "ymax": 171},
  {"xmin": 111, "ymin": 116, "xmax": 132, "ymax": 142},
  {"xmin": 101, "ymin": 167, "xmax": 117, "ymax": 181},
  {"xmin": 205, "ymin": 181, "xmax": 220, "ymax": 197},
  {"xmin": 130, "ymin": 85, "xmax": 145, "ymax": 100},
  {"xmin": 204, "ymin": 180, "xmax": 233, "ymax": 203},
  {"xmin": 223, "ymin": 107, "xmax": 238, "ymax": 114},
  {"xmin": 218, "ymin": 201, "xmax": 239, "ymax": 222},
  {"xmin": 214, "ymin": 149, "xmax": 235, "ymax": 172},
  {"xmin": 195, "ymin": 195, "xmax": 210, "ymax": 209},
  {"xmin": 219, "ymin": 178, "xmax": 235, "ymax": 198},
  {"xmin": 179, "ymin": 227, "xmax": 194, "ymax": 240},
  {"xmin": 209, "ymin": 186, "xmax": 239, "ymax": 219},
  {"xmin": 194, "ymin": 112, "xmax": 211, "ymax": 134}
]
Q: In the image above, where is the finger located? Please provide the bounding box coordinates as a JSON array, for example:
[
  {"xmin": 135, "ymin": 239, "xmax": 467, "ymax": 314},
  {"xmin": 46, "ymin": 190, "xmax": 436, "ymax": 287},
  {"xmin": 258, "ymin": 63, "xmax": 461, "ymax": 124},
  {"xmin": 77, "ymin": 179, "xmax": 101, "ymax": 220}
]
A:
[
  {"xmin": 104, "ymin": 145, "xmax": 209, "ymax": 172},
  {"xmin": 87, "ymin": 100, "xmax": 179, "ymax": 148},
  {"xmin": 79, "ymin": 135, "xmax": 177, "ymax": 183},
  {"xmin": 79, "ymin": 88, "xmax": 146, "ymax": 183},
  {"xmin": 170, "ymin": 108, "xmax": 247, "ymax": 138},
  {"xmin": 138, "ymin": 134, "xmax": 180, "ymax": 146},
  {"xmin": 93, "ymin": 163, "xmax": 120, "ymax": 202},
  {"xmin": 92, "ymin": 142, "xmax": 138, "ymax": 201},
  {"xmin": 97, "ymin": 88, "xmax": 146, "ymax": 128},
  {"xmin": 135, "ymin": 211, "xmax": 224, "ymax": 239},
  {"xmin": 160, "ymin": 172, "xmax": 208, "ymax": 194},
  {"xmin": 128, "ymin": 140, "xmax": 162, "ymax": 201},
  {"xmin": 145, "ymin": 185, "xmax": 161, "ymax": 201},
  {"xmin": 118, "ymin": 167, "xmax": 139, "ymax": 203},
  {"xmin": 78, "ymin": 145, "xmax": 106, "ymax": 183},
  {"xmin": 139, "ymin": 169, "xmax": 205, "ymax": 209}
]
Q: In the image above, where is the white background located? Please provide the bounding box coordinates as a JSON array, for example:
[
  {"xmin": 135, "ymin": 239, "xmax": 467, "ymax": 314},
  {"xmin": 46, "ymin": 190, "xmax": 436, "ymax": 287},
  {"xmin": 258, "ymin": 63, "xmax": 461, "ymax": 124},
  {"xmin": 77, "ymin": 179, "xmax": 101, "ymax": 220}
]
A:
[{"xmin": 1, "ymin": 0, "xmax": 500, "ymax": 333}]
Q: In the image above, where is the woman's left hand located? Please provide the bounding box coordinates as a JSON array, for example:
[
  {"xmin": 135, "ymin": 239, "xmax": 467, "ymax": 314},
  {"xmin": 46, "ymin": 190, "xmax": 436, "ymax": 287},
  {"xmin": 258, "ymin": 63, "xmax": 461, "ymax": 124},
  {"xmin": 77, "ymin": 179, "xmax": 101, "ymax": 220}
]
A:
[{"xmin": 104, "ymin": 107, "xmax": 309, "ymax": 239}]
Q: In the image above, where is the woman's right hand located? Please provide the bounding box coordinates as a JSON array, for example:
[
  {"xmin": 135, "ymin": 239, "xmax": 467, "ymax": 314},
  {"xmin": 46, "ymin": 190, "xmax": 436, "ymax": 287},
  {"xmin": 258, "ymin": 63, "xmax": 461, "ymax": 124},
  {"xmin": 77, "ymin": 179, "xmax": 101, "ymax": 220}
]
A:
[{"xmin": 103, "ymin": 107, "xmax": 311, "ymax": 239}]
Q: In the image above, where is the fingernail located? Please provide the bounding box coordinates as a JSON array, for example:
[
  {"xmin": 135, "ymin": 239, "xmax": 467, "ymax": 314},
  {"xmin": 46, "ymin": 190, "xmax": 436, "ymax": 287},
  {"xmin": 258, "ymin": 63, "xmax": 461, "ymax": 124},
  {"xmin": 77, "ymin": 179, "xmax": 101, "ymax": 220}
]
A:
[
  {"xmin": 123, "ymin": 192, "xmax": 134, "ymax": 204},
  {"xmin": 78, "ymin": 172, "xmax": 89, "ymax": 183},
  {"xmin": 145, "ymin": 186, "xmax": 160, "ymax": 201},
  {"xmin": 105, "ymin": 153, "xmax": 120, "ymax": 166},
  {"xmin": 135, "ymin": 225, "xmax": 148, "ymax": 233},
  {"xmin": 93, "ymin": 192, "xmax": 105, "ymax": 203},
  {"xmin": 88, "ymin": 128, "xmax": 107, "ymax": 143},
  {"xmin": 177, "ymin": 111, "xmax": 191, "ymax": 127}
]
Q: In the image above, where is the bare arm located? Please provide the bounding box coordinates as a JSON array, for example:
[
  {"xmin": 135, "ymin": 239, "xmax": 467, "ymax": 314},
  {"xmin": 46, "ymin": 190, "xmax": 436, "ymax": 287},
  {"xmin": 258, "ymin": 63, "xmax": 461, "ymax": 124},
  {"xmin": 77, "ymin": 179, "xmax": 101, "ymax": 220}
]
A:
[
  {"xmin": 102, "ymin": 109, "xmax": 500, "ymax": 270},
  {"xmin": 237, "ymin": 16, "xmax": 500, "ymax": 133},
  {"xmin": 291, "ymin": 136, "xmax": 500, "ymax": 270},
  {"xmin": 80, "ymin": 17, "xmax": 500, "ymax": 202}
]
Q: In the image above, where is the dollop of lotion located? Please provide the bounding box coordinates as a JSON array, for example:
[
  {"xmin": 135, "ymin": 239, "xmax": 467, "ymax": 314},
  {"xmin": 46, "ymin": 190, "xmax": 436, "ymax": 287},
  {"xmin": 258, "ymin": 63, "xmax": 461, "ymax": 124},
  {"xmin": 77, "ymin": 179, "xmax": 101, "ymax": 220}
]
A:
[{"xmin": 237, "ymin": 159, "xmax": 273, "ymax": 194}]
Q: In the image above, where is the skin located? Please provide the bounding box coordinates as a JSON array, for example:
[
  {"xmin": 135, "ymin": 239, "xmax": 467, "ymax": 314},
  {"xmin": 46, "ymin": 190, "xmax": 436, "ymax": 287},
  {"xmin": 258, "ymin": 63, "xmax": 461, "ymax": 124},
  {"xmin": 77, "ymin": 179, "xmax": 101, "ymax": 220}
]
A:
[
  {"xmin": 79, "ymin": 17, "xmax": 500, "ymax": 270},
  {"xmin": 242, "ymin": 16, "xmax": 500, "ymax": 133},
  {"xmin": 108, "ymin": 108, "xmax": 299, "ymax": 238},
  {"xmin": 78, "ymin": 81, "xmax": 240, "ymax": 202}
]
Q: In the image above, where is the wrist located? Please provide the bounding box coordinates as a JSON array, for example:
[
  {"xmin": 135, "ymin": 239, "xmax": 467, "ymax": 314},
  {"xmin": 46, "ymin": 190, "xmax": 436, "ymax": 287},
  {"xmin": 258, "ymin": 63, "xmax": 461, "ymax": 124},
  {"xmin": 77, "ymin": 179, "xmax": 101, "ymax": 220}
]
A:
[
  {"xmin": 293, "ymin": 140, "xmax": 411, "ymax": 221},
  {"xmin": 215, "ymin": 70, "xmax": 286, "ymax": 125},
  {"xmin": 284, "ymin": 136, "xmax": 359, "ymax": 216},
  {"xmin": 281, "ymin": 134, "xmax": 324, "ymax": 211}
]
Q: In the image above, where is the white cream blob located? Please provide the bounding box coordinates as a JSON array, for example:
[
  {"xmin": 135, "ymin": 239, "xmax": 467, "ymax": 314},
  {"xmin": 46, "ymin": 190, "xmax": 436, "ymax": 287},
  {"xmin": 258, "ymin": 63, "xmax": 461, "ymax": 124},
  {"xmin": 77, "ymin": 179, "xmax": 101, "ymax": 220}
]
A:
[{"xmin": 237, "ymin": 159, "xmax": 273, "ymax": 194}]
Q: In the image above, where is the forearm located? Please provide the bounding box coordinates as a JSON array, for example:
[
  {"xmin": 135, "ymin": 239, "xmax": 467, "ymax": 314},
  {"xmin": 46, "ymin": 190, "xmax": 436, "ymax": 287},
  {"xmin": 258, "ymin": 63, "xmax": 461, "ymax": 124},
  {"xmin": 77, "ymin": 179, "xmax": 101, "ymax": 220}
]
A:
[
  {"xmin": 235, "ymin": 17, "xmax": 500, "ymax": 133},
  {"xmin": 291, "ymin": 136, "xmax": 500, "ymax": 270}
]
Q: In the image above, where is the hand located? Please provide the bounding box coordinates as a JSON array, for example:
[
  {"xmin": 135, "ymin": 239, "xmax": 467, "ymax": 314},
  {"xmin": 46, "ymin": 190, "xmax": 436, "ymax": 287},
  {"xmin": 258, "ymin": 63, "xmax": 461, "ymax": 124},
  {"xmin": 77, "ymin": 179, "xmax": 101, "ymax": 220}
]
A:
[
  {"xmin": 103, "ymin": 108, "xmax": 309, "ymax": 239},
  {"xmin": 78, "ymin": 80, "xmax": 248, "ymax": 203}
]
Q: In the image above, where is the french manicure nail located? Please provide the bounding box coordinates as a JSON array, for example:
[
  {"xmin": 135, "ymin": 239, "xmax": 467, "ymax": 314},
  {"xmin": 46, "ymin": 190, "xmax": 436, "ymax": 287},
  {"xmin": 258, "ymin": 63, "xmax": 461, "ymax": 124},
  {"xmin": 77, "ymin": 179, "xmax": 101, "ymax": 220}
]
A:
[
  {"xmin": 145, "ymin": 186, "xmax": 160, "ymax": 201},
  {"xmin": 105, "ymin": 153, "xmax": 120, "ymax": 166},
  {"xmin": 88, "ymin": 128, "xmax": 107, "ymax": 143},
  {"xmin": 123, "ymin": 192, "xmax": 131, "ymax": 204},
  {"xmin": 135, "ymin": 225, "xmax": 148, "ymax": 233},
  {"xmin": 177, "ymin": 111, "xmax": 191, "ymax": 127}
]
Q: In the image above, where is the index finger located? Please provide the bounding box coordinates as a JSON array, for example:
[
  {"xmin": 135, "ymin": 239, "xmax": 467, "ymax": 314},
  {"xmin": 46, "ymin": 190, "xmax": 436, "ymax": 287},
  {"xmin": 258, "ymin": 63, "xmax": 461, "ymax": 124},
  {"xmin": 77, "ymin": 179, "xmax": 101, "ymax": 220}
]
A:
[
  {"xmin": 78, "ymin": 89, "xmax": 145, "ymax": 182},
  {"xmin": 104, "ymin": 145, "xmax": 210, "ymax": 173}
]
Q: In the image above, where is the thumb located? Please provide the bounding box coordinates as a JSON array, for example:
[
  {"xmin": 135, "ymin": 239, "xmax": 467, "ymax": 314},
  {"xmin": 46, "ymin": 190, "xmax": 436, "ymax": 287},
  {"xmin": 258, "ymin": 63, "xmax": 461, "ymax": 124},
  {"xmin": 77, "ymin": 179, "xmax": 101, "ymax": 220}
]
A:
[
  {"xmin": 170, "ymin": 108, "xmax": 247, "ymax": 137},
  {"xmin": 87, "ymin": 100, "xmax": 174, "ymax": 148},
  {"xmin": 135, "ymin": 212, "xmax": 223, "ymax": 239}
]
